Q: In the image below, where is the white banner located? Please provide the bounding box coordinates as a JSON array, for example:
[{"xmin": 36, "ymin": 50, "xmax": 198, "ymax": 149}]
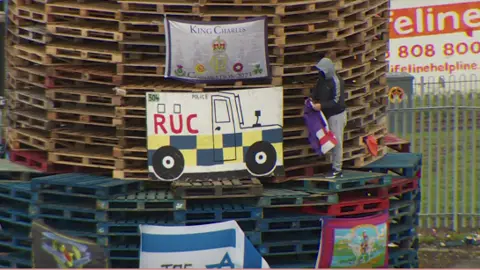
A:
[
  {"xmin": 139, "ymin": 221, "xmax": 270, "ymax": 269},
  {"xmin": 388, "ymin": 0, "xmax": 479, "ymax": 80},
  {"xmin": 164, "ymin": 17, "xmax": 270, "ymax": 83}
]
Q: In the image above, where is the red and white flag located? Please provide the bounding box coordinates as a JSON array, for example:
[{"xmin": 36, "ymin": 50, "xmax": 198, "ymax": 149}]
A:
[{"xmin": 316, "ymin": 110, "xmax": 338, "ymax": 155}]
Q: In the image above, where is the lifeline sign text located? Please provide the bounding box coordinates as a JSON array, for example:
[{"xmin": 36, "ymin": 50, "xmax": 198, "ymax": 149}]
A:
[{"xmin": 389, "ymin": 1, "xmax": 480, "ymax": 38}]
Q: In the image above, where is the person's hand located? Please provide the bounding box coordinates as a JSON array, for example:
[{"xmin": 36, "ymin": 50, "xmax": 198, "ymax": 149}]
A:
[{"xmin": 312, "ymin": 102, "xmax": 321, "ymax": 111}]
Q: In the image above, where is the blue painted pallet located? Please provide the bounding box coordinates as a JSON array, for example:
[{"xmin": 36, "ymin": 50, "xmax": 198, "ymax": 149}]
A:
[
  {"xmin": 389, "ymin": 223, "xmax": 417, "ymax": 244},
  {"xmin": 0, "ymin": 181, "xmax": 32, "ymax": 203},
  {"xmin": 31, "ymin": 173, "xmax": 143, "ymax": 198},
  {"xmin": 260, "ymin": 230, "xmax": 321, "ymax": 248},
  {"xmin": 110, "ymin": 259, "xmax": 139, "ymax": 269},
  {"xmin": 256, "ymin": 239, "xmax": 319, "ymax": 255},
  {"xmin": 99, "ymin": 227, "xmax": 317, "ymax": 247},
  {"xmin": 0, "ymin": 223, "xmax": 30, "ymax": 239},
  {"xmin": 258, "ymin": 212, "xmax": 321, "ymax": 231},
  {"xmin": 98, "ymin": 190, "xmax": 185, "ymax": 211},
  {"xmin": 396, "ymin": 236, "xmax": 419, "ymax": 250},
  {"xmin": 176, "ymin": 203, "xmax": 262, "ymax": 222},
  {"xmin": 96, "ymin": 218, "xmax": 258, "ymax": 235},
  {"xmin": 259, "ymin": 189, "xmax": 338, "ymax": 207},
  {"xmin": 389, "ymin": 200, "xmax": 416, "ymax": 220},
  {"xmin": 265, "ymin": 253, "xmax": 317, "ymax": 269},
  {"xmin": 106, "ymin": 244, "xmax": 139, "ymax": 260},
  {"xmin": 0, "ymin": 252, "xmax": 31, "ymax": 269},
  {"xmin": 285, "ymin": 170, "xmax": 392, "ymax": 192},
  {"xmin": 0, "ymin": 208, "xmax": 32, "ymax": 227},
  {"xmin": 269, "ymin": 262, "xmax": 315, "ymax": 269},
  {"xmin": 388, "ymin": 249, "xmax": 419, "ymax": 268},
  {"xmin": 0, "ymin": 234, "xmax": 32, "ymax": 252},
  {"xmin": 391, "ymin": 189, "xmax": 420, "ymax": 202},
  {"xmin": 31, "ymin": 205, "xmax": 176, "ymax": 223},
  {"xmin": 96, "ymin": 219, "xmax": 175, "ymax": 235},
  {"xmin": 362, "ymin": 153, "xmax": 422, "ymax": 178},
  {"xmin": 32, "ymin": 189, "xmax": 186, "ymax": 211},
  {"xmin": 32, "ymin": 202, "xmax": 262, "ymax": 225},
  {"xmin": 391, "ymin": 214, "xmax": 419, "ymax": 227}
]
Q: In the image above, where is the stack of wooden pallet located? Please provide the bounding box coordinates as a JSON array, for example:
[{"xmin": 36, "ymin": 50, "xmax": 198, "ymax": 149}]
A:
[
  {"xmin": 5, "ymin": 0, "xmax": 52, "ymax": 165},
  {"xmin": 5, "ymin": 0, "xmax": 390, "ymax": 180}
]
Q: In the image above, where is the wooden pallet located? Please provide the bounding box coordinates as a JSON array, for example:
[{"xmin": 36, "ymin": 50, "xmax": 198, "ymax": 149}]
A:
[
  {"xmin": 114, "ymin": 80, "xmax": 202, "ymax": 96},
  {"xmin": 7, "ymin": 25, "xmax": 50, "ymax": 44},
  {"xmin": 46, "ymin": 42, "xmax": 123, "ymax": 63},
  {"xmin": 118, "ymin": 0, "xmax": 201, "ymax": 15},
  {"xmin": 7, "ymin": 128, "xmax": 51, "ymax": 151},
  {"xmin": 171, "ymin": 178, "xmax": 263, "ymax": 199},
  {"xmin": 119, "ymin": 36, "xmax": 166, "ymax": 55},
  {"xmin": 9, "ymin": 66, "xmax": 46, "ymax": 89},
  {"xmin": 113, "ymin": 169, "xmax": 149, "ymax": 180},
  {"xmin": 118, "ymin": 15, "xmax": 164, "ymax": 34},
  {"xmin": 46, "ymin": 1, "xmax": 121, "ymax": 22},
  {"xmin": 47, "ymin": 23, "xmax": 123, "ymax": 42},
  {"xmin": 114, "ymin": 105, "xmax": 144, "ymax": 117},
  {"xmin": 113, "ymin": 116, "xmax": 145, "ymax": 130},
  {"xmin": 385, "ymin": 134, "xmax": 410, "ymax": 153},
  {"xmin": 52, "ymin": 128, "xmax": 118, "ymax": 147},
  {"xmin": 46, "ymin": 88, "xmax": 121, "ymax": 106},
  {"xmin": 14, "ymin": 44, "xmax": 61, "ymax": 65},
  {"xmin": 115, "ymin": 157, "xmax": 147, "ymax": 170},
  {"xmin": 11, "ymin": 90, "xmax": 52, "ymax": 110},
  {"xmin": 346, "ymin": 145, "xmax": 388, "ymax": 167},
  {"xmin": 17, "ymin": 4, "xmax": 47, "ymax": 24},
  {"xmin": 117, "ymin": 58, "xmax": 165, "ymax": 77},
  {"xmin": 47, "ymin": 65, "xmax": 120, "ymax": 86},
  {"xmin": 47, "ymin": 105, "xmax": 116, "ymax": 127},
  {"xmin": 49, "ymin": 148, "xmax": 116, "ymax": 169},
  {"xmin": 9, "ymin": 109, "xmax": 54, "ymax": 130},
  {"xmin": 113, "ymin": 146, "xmax": 146, "ymax": 159}
]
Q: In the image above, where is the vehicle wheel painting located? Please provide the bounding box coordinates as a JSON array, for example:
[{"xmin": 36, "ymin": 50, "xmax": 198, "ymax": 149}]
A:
[
  {"xmin": 245, "ymin": 141, "xmax": 277, "ymax": 176},
  {"xmin": 152, "ymin": 146, "xmax": 185, "ymax": 181}
]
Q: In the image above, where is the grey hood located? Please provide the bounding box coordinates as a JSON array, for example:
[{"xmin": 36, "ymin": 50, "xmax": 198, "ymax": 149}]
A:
[{"xmin": 314, "ymin": 58, "xmax": 335, "ymax": 79}]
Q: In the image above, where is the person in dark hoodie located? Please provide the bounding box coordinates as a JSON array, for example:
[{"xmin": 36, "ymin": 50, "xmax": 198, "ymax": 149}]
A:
[{"xmin": 310, "ymin": 57, "xmax": 346, "ymax": 178}]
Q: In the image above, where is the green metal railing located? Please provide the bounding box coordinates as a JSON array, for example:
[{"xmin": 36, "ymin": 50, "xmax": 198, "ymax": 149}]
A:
[{"xmin": 388, "ymin": 75, "xmax": 480, "ymax": 231}]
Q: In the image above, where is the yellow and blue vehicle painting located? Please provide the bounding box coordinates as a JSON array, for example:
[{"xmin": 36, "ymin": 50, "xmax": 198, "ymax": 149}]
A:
[{"xmin": 146, "ymin": 87, "xmax": 284, "ymax": 181}]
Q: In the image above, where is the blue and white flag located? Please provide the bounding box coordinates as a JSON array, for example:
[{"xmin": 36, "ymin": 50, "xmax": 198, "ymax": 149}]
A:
[{"xmin": 139, "ymin": 221, "xmax": 269, "ymax": 269}]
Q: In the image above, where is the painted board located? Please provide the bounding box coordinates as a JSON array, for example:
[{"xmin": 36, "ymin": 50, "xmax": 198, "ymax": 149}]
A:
[{"xmin": 146, "ymin": 87, "xmax": 284, "ymax": 181}]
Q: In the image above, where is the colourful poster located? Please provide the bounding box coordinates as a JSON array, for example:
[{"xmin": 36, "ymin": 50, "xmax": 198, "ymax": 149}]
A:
[
  {"xmin": 145, "ymin": 87, "xmax": 284, "ymax": 181},
  {"xmin": 31, "ymin": 221, "xmax": 109, "ymax": 268},
  {"xmin": 316, "ymin": 212, "xmax": 388, "ymax": 268}
]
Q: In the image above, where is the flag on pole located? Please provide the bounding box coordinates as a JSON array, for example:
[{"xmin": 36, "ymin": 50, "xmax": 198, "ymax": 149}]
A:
[{"xmin": 139, "ymin": 221, "xmax": 269, "ymax": 269}]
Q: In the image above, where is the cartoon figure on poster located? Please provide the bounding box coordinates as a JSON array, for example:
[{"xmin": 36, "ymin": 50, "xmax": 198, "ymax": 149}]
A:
[
  {"xmin": 331, "ymin": 223, "xmax": 387, "ymax": 268},
  {"xmin": 146, "ymin": 87, "xmax": 284, "ymax": 181}
]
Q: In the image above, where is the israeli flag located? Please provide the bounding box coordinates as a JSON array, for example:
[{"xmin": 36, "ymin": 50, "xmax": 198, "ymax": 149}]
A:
[{"xmin": 139, "ymin": 221, "xmax": 269, "ymax": 269}]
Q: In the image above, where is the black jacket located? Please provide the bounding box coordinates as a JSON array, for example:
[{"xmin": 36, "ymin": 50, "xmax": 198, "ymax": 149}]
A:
[{"xmin": 310, "ymin": 58, "xmax": 346, "ymax": 119}]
